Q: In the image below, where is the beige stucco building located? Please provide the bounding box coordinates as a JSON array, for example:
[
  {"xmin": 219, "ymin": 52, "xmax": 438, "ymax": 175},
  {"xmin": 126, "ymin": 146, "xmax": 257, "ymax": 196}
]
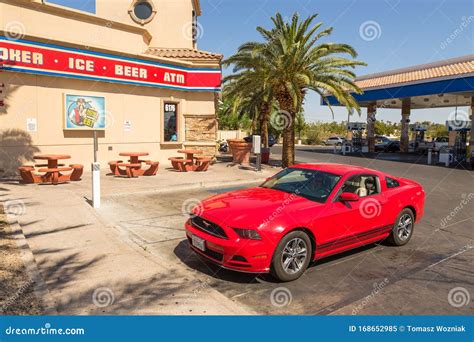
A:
[{"xmin": 0, "ymin": 0, "xmax": 222, "ymax": 175}]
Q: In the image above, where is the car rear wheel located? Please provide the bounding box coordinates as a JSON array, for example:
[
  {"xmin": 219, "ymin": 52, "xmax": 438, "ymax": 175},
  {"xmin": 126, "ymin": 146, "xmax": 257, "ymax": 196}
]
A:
[
  {"xmin": 271, "ymin": 231, "xmax": 312, "ymax": 282},
  {"xmin": 386, "ymin": 208, "xmax": 414, "ymax": 246}
]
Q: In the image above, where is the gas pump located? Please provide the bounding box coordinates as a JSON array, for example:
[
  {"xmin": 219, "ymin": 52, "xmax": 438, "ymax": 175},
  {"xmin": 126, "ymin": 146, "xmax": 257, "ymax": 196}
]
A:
[
  {"xmin": 346, "ymin": 122, "xmax": 366, "ymax": 153},
  {"xmin": 446, "ymin": 120, "xmax": 471, "ymax": 164},
  {"xmin": 410, "ymin": 123, "xmax": 427, "ymax": 151}
]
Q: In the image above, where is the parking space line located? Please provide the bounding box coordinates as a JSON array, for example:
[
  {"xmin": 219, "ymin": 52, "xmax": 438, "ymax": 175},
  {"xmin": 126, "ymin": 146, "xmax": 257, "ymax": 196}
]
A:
[{"xmin": 427, "ymin": 245, "xmax": 473, "ymax": 269}]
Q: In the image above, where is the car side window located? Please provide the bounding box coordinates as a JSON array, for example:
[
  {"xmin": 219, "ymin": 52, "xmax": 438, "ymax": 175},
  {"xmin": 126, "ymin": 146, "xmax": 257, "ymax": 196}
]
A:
[
  {"xmin": 340, "ymin": 174, "xmax": 380, "ymax": 198},
  {"xmin": 386, "ymin": 177, "xmax": 400, "ymax": 188}
]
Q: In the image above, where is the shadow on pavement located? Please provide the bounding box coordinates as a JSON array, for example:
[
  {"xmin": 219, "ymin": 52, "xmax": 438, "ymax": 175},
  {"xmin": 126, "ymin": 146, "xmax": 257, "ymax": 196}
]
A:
[{"xmin": 173, "ymin": 239, "xmax": 263, "ymax": 284}]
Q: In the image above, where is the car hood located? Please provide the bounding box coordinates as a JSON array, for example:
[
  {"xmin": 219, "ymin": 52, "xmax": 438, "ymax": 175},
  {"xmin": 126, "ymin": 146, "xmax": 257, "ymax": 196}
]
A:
[{"xmin": 195, "ymin": 187, "xmax": 321, "ymax": 228}]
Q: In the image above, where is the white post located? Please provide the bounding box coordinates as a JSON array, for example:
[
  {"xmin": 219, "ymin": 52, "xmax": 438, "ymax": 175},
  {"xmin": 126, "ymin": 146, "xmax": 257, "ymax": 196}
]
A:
[
  {"xmin": 445, "ymin": 154, "xmax": 450, "ymax": 167},
  {"xmin": 92, "ymin": 162, "xmax": 101, "ymax": 208},
  {"xmin": 92, "ymin": 131, "xmax": 100, "ymax": 208},
  {"xmin": 342, "ymin": 143, "xmax": 346, "ymax": 156},
  {"xmin": 427, "ymin": 148, "xmax": 432, "ymax": 165},
  {"xmin": 333, "ymin": 145, "xmax": 337, "ymax": 154}
]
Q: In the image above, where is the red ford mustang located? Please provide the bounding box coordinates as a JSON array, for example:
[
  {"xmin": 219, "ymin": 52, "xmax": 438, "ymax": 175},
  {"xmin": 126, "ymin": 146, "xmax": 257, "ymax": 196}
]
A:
[{"xmin": 185, "ymin": 163, "xmax": 425, "ymax": 281}]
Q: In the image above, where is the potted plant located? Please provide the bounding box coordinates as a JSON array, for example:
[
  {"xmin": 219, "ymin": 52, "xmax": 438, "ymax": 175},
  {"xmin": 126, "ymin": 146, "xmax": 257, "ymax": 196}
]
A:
[{"xmin": 227, "ymin": 139, "xmax": 252, "ymax": 165}]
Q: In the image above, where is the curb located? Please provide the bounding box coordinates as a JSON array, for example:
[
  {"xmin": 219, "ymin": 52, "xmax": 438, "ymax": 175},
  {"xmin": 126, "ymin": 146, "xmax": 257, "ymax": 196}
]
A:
[
  {"xmin": 4, "ymin": 213, "xmax": 58, "ymax": 314},
  {"xmin": 102, "ymin": 177, "xmax": 267, "ymax": 198}
]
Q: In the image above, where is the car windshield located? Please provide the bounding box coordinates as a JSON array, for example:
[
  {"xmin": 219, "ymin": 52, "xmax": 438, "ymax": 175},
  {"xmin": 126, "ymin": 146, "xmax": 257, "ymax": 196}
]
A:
[{"xmin": 260, "ymin": 168, "xmax": 341, "ymax": 203}]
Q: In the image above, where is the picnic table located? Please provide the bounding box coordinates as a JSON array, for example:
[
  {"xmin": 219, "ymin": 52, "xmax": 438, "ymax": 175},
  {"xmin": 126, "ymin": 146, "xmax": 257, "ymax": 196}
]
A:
[
  {"xmin": 178, "ymin": 149, "xmax": 203, "ymax": 161},
  {"xmin": 18, "ymin": 154, "xmax": 83, "ymax": 185},
  {"xmin": 168, "ymin": 149, "xmax": 211, "ymax": 172},
  {"xmin": 119, "ymin": 152, "xmax": 149, "ymax": 164},
  {"xmin": 34, "ymin": 154, "xmax": 71, "ymax": 168},
  {"xmin": 109, "ymin": 152, "xmax": 159, "ymax": 178}
]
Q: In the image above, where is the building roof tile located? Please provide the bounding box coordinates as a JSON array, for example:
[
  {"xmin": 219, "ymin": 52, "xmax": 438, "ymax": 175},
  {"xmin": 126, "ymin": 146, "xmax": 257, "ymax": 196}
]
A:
[
  {"xmin": 355, "ymin": 55, "xmax": 474, "ymax": 89},
  {"xmin": 145, "ymin": 47, "xmax": 223, "ymax": 62}
]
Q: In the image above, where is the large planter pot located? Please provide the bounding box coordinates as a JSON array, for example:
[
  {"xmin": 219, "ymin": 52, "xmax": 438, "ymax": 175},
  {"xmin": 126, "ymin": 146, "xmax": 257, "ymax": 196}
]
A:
[
  {"xmin": 261, "ymin": 147, "xmax": 270, "ymax": 164},
  {"xmin": 227, "ymin": 139, "xmax": 252, "ymax": 165}
]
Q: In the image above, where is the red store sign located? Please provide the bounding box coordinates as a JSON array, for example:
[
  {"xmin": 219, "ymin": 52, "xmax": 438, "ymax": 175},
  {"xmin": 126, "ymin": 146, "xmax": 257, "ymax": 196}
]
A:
[{"xmin": 0, "ymin": 36, "xmax": 221, "ymax": 92}]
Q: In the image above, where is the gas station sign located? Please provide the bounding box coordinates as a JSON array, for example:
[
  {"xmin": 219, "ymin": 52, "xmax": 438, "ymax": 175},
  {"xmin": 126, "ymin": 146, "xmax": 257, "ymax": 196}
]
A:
[{"xmin": 0, "ymin": 36, "xmax": 221, "ymax": 92}]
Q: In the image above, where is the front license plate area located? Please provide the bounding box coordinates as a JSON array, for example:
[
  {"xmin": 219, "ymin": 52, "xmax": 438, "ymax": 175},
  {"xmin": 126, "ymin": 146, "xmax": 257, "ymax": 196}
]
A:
[{"xmin": 192, "ymin": 234, "xmax": 206, "ymax": 251}]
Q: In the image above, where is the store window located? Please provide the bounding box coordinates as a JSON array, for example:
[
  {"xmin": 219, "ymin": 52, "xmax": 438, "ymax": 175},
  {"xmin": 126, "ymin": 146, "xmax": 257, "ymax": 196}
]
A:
[
  {"xmin": 129, "ymin": 0, "xmax": 156, "ymax": 25},
  {"xmin": 163, "ymin": 103, "xmax": 178, "ymax": 142}
]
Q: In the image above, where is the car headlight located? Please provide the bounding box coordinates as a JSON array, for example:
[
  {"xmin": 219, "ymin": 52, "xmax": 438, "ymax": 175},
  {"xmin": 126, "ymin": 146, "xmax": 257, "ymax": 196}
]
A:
[{"xmin": 233, "ymin": 228, "xmax": 261, "ymax": 240}]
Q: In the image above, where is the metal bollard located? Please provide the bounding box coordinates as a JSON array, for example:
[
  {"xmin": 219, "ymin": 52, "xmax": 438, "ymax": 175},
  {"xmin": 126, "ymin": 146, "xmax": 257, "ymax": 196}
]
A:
[
  {"xmin": 427, "ymin": 148, "xmax": 432, "ymax": 165},
  {"xmin": 92, "ymin": 162, "xmax": 100, "ymax": 208}
]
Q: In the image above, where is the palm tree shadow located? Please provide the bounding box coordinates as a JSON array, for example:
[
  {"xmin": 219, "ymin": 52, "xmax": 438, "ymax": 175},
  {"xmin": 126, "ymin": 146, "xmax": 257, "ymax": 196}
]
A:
[
  {"xmin": 0, "ymin": 129, "xmax": 40, "ymax": 180},
  {"xmin": 33, "ymin": 249, "xmax": 193, "ymax": 314}
]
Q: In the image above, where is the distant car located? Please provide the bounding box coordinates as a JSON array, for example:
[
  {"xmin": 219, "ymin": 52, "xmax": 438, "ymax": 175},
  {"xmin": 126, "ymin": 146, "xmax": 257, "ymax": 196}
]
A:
[
  {"xmin": 244, "ymin": 134, "xmax": 276, "ymax": 147},
  {"xmin": 185, "ymin": 163, "xmax": 425, "ymax": 281},
  {"xmin": 431, "ymin": 137, "xmax": 449, "ymax": 152},
  {"xmin": 324, "ymin": 137, "xmax": 345, "ymax": 146},
  {"xmin": 375, "ymin": 140, "xmax": 400, "ymax": 152},
  {"xmin": 417, "ymin": 137, "xmax": 449, "ymax": 154},
  {"xmin": 375, "ymin": 135, "xmax": 392, "ymax": 144}
]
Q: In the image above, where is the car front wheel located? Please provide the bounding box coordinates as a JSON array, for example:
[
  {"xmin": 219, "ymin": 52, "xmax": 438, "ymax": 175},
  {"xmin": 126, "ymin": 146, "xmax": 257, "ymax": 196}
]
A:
[
  {"xmin": 271, "ymin": 231, "xmax": 312, "ymax": 282},
  {"xmin": 386, "ymin": 208, "xmax": 414, "ymax": 246}
]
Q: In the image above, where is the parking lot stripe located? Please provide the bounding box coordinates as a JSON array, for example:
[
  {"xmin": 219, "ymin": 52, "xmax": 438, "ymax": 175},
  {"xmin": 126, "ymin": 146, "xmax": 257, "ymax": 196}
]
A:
[{"xmin": 427, "ymin": 245, "xmax": 473, "ymax": 269}]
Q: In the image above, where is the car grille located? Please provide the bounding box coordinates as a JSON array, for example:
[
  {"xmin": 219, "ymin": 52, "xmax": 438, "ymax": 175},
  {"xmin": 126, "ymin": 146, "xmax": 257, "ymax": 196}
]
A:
[{"xmin": 190, "ymin": 216, "xmax": 228, "ymax": 239}]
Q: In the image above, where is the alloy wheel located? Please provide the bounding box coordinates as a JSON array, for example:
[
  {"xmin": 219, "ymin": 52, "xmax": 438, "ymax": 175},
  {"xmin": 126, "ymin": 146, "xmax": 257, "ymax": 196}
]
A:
[
  {"xmin": 397, "ymin": 213, "xmax": 413, "ymax": 241},
  {"xmin": 281, "ymin": 238, "xmax": 308, "ymax": 274}
]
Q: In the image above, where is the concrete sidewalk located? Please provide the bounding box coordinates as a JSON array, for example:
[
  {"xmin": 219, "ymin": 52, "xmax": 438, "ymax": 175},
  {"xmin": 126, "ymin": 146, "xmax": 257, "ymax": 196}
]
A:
[
  {"xmin": 67, "ymin": 159, "xmax": 277, "ymax": 197},
  {"xmin": 1, "ymin": 161, "xmax": 278, "ymax": 314}
]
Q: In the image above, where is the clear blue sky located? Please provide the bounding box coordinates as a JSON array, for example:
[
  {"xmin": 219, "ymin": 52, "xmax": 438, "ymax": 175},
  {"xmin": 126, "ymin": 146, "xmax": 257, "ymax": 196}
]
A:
[
  {"xmin": 197, "ymin": 0, "xmax": 473, "ymax": 123},
  {"xmin": 47, "ymin": 0, "xmax": 95, "ymax": 12},
  {"xmin": 47, "ymin": 0, "xmax": 472, "ymax": 123}
]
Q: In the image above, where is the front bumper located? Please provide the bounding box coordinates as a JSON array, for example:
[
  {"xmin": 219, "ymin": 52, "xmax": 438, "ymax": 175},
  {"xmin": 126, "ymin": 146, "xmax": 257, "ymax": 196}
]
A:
[{"xmin": 185, "ymin": 220, "xmax": 272, "ymax": 273}]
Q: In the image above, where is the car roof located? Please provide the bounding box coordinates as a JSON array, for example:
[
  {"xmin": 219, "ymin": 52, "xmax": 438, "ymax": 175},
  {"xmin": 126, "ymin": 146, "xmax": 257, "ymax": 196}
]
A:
[{"xmin": 291, "ymin": 163, "xmax": 382, "ymax": 176}]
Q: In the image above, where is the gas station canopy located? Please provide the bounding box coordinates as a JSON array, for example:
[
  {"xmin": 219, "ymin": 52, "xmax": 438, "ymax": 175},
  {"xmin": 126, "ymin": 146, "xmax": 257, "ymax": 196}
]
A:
[{"xmin": 324, "ymin": 55, "xmax": 474, "ymax": 109}]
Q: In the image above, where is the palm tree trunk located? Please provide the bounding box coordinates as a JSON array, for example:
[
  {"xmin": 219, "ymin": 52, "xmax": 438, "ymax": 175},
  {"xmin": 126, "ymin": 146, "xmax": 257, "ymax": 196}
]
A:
[
  {"xmin": 260, "ymin": 102, "xmax": 270, "ymax": 148},
  {"xmin": 281, "ymin": 114, "xmax": 296, "ymax": 166},
  {"xmin": 277, "ymin": 93, "xmax": 296, "ymax": 167}
]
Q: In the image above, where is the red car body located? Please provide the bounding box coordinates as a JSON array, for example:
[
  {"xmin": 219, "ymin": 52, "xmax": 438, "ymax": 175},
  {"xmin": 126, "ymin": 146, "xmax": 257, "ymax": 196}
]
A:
[{"xmin": 185, "ymin": 163, "xmax": 425, "ymax": 279}]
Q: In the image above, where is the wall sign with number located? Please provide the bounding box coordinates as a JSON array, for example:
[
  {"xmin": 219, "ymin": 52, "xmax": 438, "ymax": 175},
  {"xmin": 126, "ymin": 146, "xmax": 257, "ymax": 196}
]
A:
[{"xmin": 164, "ymin": 102, "xmax": 178, "ymax": 142}]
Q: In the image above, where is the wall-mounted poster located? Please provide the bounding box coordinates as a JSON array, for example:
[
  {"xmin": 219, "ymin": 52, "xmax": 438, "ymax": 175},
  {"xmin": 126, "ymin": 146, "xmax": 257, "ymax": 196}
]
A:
[{"xmin": 64, "ymin": 94, "xmax": 106, "ymax": 130}]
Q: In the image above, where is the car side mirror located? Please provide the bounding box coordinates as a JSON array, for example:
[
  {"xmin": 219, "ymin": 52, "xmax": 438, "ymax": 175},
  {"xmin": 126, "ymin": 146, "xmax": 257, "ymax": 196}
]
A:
[{"xmin": 339, "ymin": 192, "xmax": 359, "ymax": 202}]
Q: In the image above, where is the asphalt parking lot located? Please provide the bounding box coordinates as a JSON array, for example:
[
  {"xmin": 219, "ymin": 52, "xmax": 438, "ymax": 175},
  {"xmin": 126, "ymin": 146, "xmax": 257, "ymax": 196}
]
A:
[{"xmin": 100, "ymin": 147, "xmax": 473, "ymax": 315}]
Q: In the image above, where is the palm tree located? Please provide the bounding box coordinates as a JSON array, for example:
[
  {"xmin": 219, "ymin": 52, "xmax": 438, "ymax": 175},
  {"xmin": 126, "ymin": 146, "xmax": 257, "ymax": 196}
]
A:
[
  {"xmin": 225, "ymin": 12, "xmax": 366, "ymax": 167},
  {"xmin": 222, "ymin": 58, "xmax": 274, "ymax": 148}
]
